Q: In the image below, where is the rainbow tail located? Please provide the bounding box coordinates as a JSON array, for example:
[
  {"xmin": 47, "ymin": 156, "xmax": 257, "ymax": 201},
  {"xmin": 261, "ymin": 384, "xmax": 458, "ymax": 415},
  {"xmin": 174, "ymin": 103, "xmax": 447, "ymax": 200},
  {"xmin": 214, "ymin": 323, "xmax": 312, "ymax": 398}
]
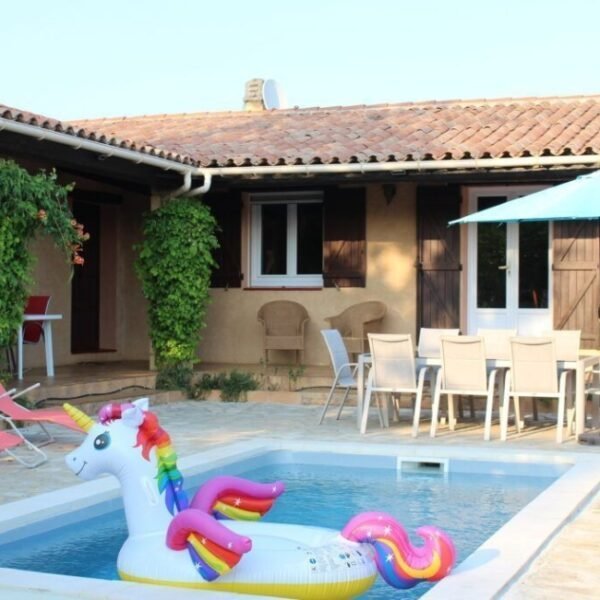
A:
[
  {"xmin": 190, "ymin": 475, "xmax": 285, "ymax": 521},
  {"xmin": 167, "ymin": 508, "xmax": 252, "ymax": 581},
  {"xmin": 341, "ymin": 512, "xmax": 456, "ymax": 590}
]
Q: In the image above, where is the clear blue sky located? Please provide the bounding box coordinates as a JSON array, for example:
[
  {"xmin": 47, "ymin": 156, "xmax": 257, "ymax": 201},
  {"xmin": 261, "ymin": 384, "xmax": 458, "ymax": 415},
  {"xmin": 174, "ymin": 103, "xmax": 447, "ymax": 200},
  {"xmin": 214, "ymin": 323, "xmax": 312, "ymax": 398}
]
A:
[{"xmin": 2, "ymin": 0, "xmax": 599, "ymax": 120}]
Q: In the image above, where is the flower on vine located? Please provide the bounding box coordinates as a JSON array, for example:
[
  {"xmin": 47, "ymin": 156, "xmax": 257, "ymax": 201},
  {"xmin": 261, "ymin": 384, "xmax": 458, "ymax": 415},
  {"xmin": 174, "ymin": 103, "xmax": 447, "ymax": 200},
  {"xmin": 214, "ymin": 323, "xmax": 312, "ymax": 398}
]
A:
[
  {"xmin": 73, "ymin": 255, "xmax": 85, "ymax": 266},
  {"xmin": 37, "ymin": 209, "xmax": 48, "ymax": 222}
]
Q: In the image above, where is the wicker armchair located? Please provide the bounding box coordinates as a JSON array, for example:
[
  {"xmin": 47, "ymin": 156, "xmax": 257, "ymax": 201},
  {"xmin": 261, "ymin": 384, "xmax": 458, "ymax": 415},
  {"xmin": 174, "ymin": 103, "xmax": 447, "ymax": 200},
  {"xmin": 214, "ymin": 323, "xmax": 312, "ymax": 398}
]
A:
[
  {"xmin": 257, "ymin": 301, "xmax": 309, "ymax": 364},
  {"xmin": 325, "ymin": 301, "xmax": 386, "ymax": 356}
]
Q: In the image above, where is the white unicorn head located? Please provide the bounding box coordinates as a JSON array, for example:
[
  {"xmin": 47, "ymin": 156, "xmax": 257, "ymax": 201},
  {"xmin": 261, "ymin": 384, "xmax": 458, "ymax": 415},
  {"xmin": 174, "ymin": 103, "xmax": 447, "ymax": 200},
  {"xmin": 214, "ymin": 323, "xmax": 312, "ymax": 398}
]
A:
[{"xmin": 65, "ymin": 397, "xmax": 149, "ymax": 480}]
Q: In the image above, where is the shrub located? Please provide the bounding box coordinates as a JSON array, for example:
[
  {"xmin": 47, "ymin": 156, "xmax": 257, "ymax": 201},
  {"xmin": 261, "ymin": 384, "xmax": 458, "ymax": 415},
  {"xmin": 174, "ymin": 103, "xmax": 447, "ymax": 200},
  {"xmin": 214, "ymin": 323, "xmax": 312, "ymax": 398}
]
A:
[
  {"xmin": 190, "ymin": 371, "xmax": 258, "ymax": 402},
  {"xmin": 136, "ymin": 198, "xmax": 217, "ymax": 390},
  {"xmin": 0, "ymin": 159, "xmax": 86, "ymax": 348}
]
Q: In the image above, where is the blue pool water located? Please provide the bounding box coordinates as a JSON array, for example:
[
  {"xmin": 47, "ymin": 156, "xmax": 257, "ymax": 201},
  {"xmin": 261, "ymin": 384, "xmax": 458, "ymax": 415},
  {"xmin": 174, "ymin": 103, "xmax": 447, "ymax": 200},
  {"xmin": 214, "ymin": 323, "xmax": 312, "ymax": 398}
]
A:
[{"xmin": 0, "ymin": 456, "xmax": 560, "ymax": 599}]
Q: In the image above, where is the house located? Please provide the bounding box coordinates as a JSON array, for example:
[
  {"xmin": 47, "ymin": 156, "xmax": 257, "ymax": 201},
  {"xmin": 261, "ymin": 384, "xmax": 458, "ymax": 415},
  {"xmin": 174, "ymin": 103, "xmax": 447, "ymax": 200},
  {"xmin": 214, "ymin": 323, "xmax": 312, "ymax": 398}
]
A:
[{"xmin": 1, "ymin": 88, "xmax": 599, "ymax": 374}]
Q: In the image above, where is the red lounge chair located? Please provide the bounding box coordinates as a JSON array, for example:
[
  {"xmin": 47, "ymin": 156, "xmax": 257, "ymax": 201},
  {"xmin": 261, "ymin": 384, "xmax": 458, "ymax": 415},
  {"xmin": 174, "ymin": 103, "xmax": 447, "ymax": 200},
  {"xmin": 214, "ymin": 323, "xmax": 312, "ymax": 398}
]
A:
[
  {"xmin": 0, "ymin": 383, "xmax": 84, "ymax": 445},
  {"xmin": 0, "ymin": 416, "xmax": 47, "ymax": 468}
]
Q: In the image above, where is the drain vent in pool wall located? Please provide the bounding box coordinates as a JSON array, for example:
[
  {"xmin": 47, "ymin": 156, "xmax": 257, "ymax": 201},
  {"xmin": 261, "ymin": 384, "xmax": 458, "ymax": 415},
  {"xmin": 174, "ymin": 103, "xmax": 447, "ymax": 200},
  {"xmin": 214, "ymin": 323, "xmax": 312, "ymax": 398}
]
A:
[{"xmin": 396, "ymin": 457, "xmax": 449, "ymax": 473}]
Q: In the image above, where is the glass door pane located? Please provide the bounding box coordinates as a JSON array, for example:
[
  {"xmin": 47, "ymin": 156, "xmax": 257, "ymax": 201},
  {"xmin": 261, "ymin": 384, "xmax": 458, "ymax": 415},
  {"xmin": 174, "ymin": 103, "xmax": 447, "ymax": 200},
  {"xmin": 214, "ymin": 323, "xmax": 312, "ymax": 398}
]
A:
[
  {"xmin": 261, "ymin": 204, "xmax": 287, "ymax": 275},
  {"xmin": 477, "ymin": 197, "xmax": 507, "ymax": 308},
  {"xmin": 518, "ymin": 222, "xmax": 549, "ymax": 308}
]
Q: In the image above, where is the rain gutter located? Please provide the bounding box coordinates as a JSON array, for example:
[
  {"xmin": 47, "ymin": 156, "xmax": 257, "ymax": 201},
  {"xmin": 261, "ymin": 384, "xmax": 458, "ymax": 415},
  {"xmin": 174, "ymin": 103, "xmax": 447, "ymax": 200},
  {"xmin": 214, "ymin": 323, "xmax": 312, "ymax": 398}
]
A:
[{"xmin": 2, "ymin": 117, "xmax": 600, "ymax": 196}]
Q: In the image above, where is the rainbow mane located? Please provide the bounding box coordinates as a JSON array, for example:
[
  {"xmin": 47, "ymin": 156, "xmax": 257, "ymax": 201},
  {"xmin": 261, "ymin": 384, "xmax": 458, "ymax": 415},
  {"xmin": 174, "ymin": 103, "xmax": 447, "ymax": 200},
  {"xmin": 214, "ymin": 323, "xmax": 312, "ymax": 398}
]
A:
[
  {"xmin": 98, "ymin": 402, "xmax": 188, "ymax": 514},
  {"xmin": 341, "ymin": 512, "xmax": 456, "ymax": 589}
]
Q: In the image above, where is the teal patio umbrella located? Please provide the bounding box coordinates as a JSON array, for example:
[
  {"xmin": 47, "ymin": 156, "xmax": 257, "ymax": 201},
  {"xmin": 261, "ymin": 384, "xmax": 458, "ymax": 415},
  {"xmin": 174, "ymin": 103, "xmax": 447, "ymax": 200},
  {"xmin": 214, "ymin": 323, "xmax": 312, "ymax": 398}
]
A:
[{"xmin": 450, "ymin": 170, "xmax": 600, "ymax": 224}]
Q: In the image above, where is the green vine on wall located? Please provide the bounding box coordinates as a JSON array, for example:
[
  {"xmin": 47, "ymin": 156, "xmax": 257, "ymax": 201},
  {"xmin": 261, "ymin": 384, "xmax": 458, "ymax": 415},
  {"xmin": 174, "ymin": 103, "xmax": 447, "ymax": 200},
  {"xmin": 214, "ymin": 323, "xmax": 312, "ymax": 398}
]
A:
[
  {"xmin": 0, "ymin": 159, "xmax": 87, "ymax": 348},
  {"xmin": 135, "ymin": 198, "xmax": 218, "ymax": 388}
]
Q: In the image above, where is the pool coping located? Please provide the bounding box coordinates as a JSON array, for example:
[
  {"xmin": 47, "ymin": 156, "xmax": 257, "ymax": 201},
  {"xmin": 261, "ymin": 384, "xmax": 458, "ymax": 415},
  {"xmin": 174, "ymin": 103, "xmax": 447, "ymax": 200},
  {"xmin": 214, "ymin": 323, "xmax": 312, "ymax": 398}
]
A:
[{"xmin": 1, "ymin": 439, "xmax": 599, "ymax": 599}]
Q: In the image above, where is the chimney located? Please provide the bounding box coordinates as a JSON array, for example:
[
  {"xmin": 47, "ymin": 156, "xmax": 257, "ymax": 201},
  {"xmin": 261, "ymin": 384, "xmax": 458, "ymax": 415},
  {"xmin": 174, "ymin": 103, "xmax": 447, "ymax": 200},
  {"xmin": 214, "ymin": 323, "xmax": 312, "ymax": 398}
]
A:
[{"xmin": 243, "ymin": 78, "xmax": 266, "ymax": 111}]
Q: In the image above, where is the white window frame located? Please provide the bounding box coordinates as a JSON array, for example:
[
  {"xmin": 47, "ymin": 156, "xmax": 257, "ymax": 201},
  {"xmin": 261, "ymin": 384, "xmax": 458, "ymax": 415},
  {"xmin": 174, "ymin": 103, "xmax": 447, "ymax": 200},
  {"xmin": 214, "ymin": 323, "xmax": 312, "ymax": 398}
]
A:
[{"xmin": 250, "ymin": 191, "xmax": 324, "ymax": 287}]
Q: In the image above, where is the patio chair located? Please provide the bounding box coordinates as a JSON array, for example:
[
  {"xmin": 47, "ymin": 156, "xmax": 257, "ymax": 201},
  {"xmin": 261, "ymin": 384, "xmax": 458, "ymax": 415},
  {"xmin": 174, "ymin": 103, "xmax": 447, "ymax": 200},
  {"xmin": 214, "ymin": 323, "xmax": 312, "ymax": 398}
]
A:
[
  {"xmin": 361, "ymin": 334, "xmax": 429, "ymax": 437},
  {"xmin": 0, "ymin": 383, "xmax": 84, "ymax": 445},
  {"xmin": 318, "ymin": 329, "xmax": 358, "ymax": 424},
  {"xmin": 0, "ymin": 414, "xmax": 47, "ymax": 468},
  {"xmin": 23, "ymin": 295, "xmax": 51, "ymax": 344},
  {"xmin": 417, "ymin": 328, "xmax": 460, "ymax": 358},
  {"xmin": 257, "ymin": 301, "xmax": 309, "ymax": 364},
  {"xmin": 501, "ymin": 337, "xmax": 572, "ymax": 443},
  {"xmin": 541, "ymin": 330, "xmax": 581, "ymax": 361},
  {"xmin": 417, "ymin": 327, "xmax": 479, "ymax": 420},
  {"xmin": 325, "ymin": 301, "xmax": 386, "ymax": 357},
  {"xmin": 430, "ymin": 336, "xmax": 499, "ymax": 440},
  {"xmin": 476, "ymin": 328, "xmax": 517, "ymax": 360}
]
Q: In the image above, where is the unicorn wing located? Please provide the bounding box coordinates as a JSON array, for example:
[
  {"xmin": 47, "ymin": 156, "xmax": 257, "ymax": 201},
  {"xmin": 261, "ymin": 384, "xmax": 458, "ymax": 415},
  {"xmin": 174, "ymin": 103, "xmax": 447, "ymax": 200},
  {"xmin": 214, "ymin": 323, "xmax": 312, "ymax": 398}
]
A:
[
  {"xmin": 190, "ymin": 475, "xmax": 285, "ymax": 521},
  {"xmin": 167, "ymin": 508, "xmax": 252, "ymax": 581}
]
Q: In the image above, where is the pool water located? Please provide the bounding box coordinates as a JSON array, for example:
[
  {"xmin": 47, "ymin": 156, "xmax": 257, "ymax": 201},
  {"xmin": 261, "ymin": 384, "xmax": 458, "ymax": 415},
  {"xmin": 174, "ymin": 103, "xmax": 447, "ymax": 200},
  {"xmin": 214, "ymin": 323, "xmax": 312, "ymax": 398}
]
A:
[{"xmin": 0, "ymin": 460, "xmax": 558, "ymax": 599}]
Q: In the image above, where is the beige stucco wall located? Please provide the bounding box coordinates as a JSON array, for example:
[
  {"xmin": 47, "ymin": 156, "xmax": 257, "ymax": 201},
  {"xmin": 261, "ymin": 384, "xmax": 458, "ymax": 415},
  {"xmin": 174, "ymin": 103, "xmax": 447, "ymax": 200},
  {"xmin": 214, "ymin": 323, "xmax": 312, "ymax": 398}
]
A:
[{"xmin": 198, "ymin": 182, "xmax": 418, "ymax": 366}]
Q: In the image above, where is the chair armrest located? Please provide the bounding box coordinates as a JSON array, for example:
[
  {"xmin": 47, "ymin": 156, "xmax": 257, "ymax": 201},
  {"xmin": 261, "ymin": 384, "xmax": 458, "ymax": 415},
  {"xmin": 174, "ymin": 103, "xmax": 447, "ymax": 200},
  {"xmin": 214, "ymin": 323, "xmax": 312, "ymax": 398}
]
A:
[{"xmin": 335, "ymin": 362, "xmax": 359, "ymax": 379}]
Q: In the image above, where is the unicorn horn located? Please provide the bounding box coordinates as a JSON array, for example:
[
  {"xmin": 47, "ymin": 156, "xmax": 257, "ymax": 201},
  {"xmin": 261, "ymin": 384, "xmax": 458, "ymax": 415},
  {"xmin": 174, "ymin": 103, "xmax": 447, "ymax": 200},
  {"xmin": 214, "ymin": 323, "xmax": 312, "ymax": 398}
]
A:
[{"xmin": 63, "ymin": 403, "xmax": 95, "ymax": 432}]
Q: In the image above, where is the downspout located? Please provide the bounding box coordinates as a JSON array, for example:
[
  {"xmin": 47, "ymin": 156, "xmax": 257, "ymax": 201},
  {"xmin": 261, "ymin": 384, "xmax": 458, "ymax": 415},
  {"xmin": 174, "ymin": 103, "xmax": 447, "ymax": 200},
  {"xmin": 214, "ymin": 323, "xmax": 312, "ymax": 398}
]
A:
[{"xmin": 185, "ymin": 171, "xmax": 212, "ymax": 196}]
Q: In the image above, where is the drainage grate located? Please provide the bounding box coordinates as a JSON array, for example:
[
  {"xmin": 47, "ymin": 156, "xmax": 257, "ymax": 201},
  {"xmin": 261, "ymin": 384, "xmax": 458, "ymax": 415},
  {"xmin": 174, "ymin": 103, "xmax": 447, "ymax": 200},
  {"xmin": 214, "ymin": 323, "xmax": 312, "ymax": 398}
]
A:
[{"xmin": 397, "ymin": 457, "xmax": 449, "ymax": 473}]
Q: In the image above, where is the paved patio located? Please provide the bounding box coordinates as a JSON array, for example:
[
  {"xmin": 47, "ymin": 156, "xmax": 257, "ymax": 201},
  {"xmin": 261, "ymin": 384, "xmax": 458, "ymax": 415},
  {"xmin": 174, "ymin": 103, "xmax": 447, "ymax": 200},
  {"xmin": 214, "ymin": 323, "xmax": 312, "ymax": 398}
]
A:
[{"xmin": 1, "ymin": 399, "xmax": 599, "ymax": 599}]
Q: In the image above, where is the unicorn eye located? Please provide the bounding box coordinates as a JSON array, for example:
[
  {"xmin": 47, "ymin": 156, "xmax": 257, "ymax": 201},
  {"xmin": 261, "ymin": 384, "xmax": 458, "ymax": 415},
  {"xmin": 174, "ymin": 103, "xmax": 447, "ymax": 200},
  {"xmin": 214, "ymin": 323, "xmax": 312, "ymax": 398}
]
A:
[{"xmin": 93, "ymin": 432, "xmax": 111, "ymax": 450}]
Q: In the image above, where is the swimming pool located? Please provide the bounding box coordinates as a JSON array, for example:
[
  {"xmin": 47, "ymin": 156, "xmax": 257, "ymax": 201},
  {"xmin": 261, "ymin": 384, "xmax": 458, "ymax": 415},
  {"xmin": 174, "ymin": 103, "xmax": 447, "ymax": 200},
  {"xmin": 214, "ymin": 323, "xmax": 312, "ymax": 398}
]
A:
[{"xmin": 1, "ymin": 440, "xmax": 599, "ymax": 599}]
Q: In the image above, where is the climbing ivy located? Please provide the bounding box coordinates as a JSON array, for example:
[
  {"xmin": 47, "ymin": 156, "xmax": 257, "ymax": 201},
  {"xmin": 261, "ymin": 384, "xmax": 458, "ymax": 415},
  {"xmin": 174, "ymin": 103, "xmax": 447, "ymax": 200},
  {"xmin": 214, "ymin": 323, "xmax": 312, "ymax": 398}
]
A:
[
  {"xmin": 135, "ymin": 198, "xmax": 217, "ymax": 385},
  {"xmin": 0, "ymin": 159, "xmax": 87, "ymax": 348}
]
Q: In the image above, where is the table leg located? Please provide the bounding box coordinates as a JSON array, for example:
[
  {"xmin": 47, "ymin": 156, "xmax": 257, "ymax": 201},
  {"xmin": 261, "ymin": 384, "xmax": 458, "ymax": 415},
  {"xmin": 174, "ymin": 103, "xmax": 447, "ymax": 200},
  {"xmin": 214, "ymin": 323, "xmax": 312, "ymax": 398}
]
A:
[
  {"xmin": 17, "ymin": 324, "xmax": 24, "ymax": 380},
  {"xmin": 43, "ymin": 321, "xmax": 55, "ymax": 377},
  {"xmin": 357, "ymin": 355, "xmax": 365, "ymax": 429},
  {"xmin": 575, "ymin": 360, "xmax": 585, "ymax": 436}
]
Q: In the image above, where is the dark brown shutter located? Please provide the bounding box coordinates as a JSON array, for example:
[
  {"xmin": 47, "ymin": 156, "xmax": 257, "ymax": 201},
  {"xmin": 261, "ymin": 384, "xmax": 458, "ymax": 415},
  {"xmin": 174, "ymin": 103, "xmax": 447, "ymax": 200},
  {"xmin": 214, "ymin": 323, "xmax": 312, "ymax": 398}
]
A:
[
  {"xmin": 203, "ymin": 190, "xmax": 242, "ymax": 288},
  {"xmin": 323, "ymin": 187, "xmax": 366, "ymax": 287},
  {"xmin": 417, "ymin": 185, "xmax": 461, "ymax": 330},
  {"xmin": 553, "ymin": 220, "xmax": 600, "ymax": 348}
]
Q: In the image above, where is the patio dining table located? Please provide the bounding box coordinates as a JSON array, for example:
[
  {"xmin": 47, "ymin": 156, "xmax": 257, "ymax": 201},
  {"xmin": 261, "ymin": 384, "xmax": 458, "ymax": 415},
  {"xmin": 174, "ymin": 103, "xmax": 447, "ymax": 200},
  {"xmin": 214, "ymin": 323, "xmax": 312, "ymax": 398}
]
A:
[{"xmin": 356, "ymin": 351, "xmax": 600, "ymax": 437}]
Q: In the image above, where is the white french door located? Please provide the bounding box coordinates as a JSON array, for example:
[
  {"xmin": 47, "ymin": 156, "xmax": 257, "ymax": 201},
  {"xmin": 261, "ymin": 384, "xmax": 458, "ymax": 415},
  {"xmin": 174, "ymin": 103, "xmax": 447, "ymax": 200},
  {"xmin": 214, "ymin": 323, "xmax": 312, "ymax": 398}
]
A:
[{"xmin": 467, "ymin": 186, "xmax": 552, "ymax": 335}]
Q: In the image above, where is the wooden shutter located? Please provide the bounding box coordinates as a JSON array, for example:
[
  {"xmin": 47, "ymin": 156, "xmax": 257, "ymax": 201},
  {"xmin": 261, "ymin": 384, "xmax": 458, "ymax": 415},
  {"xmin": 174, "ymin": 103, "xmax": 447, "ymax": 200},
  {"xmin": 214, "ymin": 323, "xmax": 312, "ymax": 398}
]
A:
[
  {"xmin": 323, "ymin": 187, "xmax": 366, "ymax": 287},
  {"xmin": 553, "ymin": 220, "xmax": 600, "ymax": 348},
  {"xmin": 203, "ymin": 190, "xmax": 242, "ymax": 288},
  {"xmin": 417, "ymin": 185, "xmax": 461, "ymax": 330}
]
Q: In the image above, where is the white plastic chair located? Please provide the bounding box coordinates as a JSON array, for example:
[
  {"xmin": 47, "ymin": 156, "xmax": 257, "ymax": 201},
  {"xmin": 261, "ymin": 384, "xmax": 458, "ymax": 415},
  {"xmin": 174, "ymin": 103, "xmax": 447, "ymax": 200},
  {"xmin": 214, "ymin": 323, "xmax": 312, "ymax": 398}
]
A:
[
  {"xmin": 430, "ymin": 336, "xmax": 499, "ymax": 440},
  {"xmin": 501, "ymin": 337, "xmax": 572, "ymax": 443},
  {"xmin": 361, "ymin": 334, "xmax": 428, "ymax": 437},
  {"xmin": 318, "ymin": 329, "xmax": 358, "ymax": 424}
]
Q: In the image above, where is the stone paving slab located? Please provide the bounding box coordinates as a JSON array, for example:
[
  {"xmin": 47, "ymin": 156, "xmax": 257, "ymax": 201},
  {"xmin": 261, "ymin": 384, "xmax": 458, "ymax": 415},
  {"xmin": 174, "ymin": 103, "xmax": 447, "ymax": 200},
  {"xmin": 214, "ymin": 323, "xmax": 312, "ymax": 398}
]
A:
[{"xmin": 1, "ymin": 399, "xmax": 600, "ymax": 599}]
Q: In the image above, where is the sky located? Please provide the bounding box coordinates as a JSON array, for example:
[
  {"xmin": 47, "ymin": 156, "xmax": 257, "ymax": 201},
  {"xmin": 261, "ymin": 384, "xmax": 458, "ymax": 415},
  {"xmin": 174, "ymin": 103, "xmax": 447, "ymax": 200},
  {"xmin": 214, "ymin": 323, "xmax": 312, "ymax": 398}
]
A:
[{"xmin": 2, "ymin": 0, "xmax": 599, "ymax": 120}]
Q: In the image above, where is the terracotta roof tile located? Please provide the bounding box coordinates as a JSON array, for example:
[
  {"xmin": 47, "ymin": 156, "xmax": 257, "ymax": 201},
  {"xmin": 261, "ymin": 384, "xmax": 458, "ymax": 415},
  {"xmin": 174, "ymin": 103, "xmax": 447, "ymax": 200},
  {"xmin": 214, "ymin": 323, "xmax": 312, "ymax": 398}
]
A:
[
  {"xmin": 3, "ymin": 95, "xmax": 600, "ymax": 169},
  {"xmin": 0, "ymin": 103, "xmax": 199, "ymax": 166}
]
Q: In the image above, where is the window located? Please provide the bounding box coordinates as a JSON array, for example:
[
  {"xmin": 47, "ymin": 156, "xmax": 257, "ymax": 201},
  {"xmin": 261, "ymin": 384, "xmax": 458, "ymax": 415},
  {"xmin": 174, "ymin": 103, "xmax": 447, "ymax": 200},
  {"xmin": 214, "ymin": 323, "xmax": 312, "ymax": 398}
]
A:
[{"xmin": 250, "ymin": 192, "xmax": 323, "ymax": 287}]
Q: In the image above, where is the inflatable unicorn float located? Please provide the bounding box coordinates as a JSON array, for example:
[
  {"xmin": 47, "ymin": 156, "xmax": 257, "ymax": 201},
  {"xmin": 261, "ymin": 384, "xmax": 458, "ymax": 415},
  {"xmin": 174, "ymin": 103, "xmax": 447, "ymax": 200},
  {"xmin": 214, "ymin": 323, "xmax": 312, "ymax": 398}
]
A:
[{"xmin": 64, "ymin": 398, "xmax": 455, "ymax": 599}]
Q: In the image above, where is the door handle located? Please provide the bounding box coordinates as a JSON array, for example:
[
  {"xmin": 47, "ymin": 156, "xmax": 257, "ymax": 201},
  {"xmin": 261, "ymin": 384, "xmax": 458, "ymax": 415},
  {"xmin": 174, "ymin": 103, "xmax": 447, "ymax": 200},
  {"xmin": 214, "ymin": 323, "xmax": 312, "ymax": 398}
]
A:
[{"xmin": 498, "ymin": 265, "xmax": 509, "ymax": 270}]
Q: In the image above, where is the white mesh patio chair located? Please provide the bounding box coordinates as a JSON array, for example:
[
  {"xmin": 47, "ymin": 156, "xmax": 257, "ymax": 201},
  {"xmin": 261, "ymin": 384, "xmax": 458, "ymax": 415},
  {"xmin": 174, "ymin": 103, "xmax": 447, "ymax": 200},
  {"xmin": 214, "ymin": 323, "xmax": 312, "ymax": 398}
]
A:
[
  {"xmin": 318, "ymin": 329, "xmax": 359, "ymax": 424},
  {"xmin": 501, "ymin": 337, "xmax": 572, "ymax": 443},
  {"xmin": 360, "ymin": 334, "xmax": 429, "ymax": 437},
  {"xmin": 476, "ymin": 328, "xmax": 518, "ymax": 360},
  {"xmin": 417, "ymin": 328, "xmax": 460, "ymax": 358},
  {"xmin": 430, "ymin": 336, "xmax": 499, "ymax": 440},
  {"xmin": 541, "ymin": 330, "xmax": 581, "ymax": 361}
]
